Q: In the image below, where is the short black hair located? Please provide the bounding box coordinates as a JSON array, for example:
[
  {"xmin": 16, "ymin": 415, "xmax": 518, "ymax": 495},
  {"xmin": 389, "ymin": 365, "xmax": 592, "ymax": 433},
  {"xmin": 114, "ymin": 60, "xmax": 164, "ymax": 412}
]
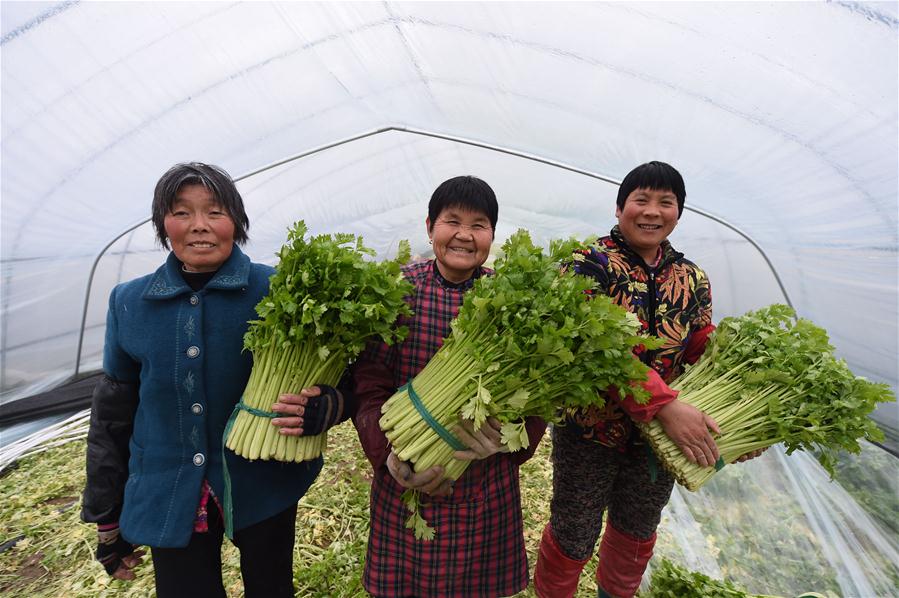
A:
[
  {"xmin": 151, "ymin": 162, "xmax": 250, "ymax": 248},
  {"xmin": 616, "ymin": 161, "xmax": 686, "ymax": 217},
  {"xmin": 427, "ymin": 176, "xmax": 498, "ymax": 231}
]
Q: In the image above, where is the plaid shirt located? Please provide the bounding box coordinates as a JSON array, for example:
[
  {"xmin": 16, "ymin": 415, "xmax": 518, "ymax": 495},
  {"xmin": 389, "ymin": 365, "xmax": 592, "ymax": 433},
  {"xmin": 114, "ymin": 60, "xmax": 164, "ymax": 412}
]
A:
[
  {"xmin": 566, "ymin": 226, "xmax": 714, "ymax": 448},
  {"xmin": 351, "ymin": 260, "xmax": 544, "ymax": 598}
]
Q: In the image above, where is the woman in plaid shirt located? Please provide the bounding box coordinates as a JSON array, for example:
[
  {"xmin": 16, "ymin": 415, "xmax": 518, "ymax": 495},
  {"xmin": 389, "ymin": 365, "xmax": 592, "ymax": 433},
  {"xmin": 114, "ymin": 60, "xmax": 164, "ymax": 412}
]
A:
[{"xmin": 350, "ymin": 176, "xmax": 546, "ymax": 598}]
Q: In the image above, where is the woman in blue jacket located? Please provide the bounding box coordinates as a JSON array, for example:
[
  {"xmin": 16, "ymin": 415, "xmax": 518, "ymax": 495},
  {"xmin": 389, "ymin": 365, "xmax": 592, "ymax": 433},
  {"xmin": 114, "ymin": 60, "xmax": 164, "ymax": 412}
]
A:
[{"xmin": 81, "ymin": 162, "xmax": 343, "ymax": 597}]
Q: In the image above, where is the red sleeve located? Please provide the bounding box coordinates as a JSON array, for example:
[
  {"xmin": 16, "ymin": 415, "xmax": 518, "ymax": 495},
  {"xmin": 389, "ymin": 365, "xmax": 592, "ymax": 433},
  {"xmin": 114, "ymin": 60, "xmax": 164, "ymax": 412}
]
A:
[
  {"xmin": 514, "ymin": 416, "xmax": 548, "ymax": 465},
  {"xmin": 612, "ymin": 368, "xmax": 679, "ymax": 423},
  {"xmin": 683, "ymin": 323, "xmax": 715, "ymax": 365},
  {"xmin": 350, "ymin": 347, "xmax": 396, "ymax": 471},
  {"xmin": 614, "ymin": 322, "xmax": 715, "ymax": 422}
]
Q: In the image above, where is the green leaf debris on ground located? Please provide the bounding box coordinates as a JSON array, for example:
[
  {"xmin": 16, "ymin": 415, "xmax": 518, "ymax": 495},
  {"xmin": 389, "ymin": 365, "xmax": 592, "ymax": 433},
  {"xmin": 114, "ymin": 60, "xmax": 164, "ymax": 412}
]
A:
[
  {"xmin": 0, "ymin": 424, "xmax": 566, "ymax": 598},
  {"xmin": 2, "ymin": 422, "xmax": 896, "ymax": 596}
]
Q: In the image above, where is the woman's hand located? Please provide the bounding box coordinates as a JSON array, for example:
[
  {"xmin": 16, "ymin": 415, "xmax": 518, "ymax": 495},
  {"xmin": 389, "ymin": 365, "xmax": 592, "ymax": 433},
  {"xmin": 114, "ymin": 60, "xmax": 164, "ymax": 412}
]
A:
[
  {"xmin": 452, "ymin": 417, "xmax": 510, "ymax": 461},
  {"xmin": 386, "ymin": 451, "xmax": 454, "ymax": 497},
  {"xmin": 655, "ymin": 400, "xmax": 720, "ymax": 467},
  {"xmin": 97, "ymin": 524, "xmax": 144, "ymax": 580},
  {"xmin": 271, "ymin": 385, "xmax": 343, "ymax": 436},
  {"xmin": 732, "ymin": 447, "xmax": 768, "ymax": 463}
]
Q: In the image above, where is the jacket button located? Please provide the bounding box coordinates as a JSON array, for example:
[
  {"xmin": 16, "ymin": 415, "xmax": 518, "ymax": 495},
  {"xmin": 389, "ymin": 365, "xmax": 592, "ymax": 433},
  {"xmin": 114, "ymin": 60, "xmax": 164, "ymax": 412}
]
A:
[
  {"xmin": 189, "ymin": 294, "xmax": 199, "ymax": 305},
  {"xmin": 186, "ymin": 346, "xmax": 200, "ymax": 358},
  {"xmin": 192, "ymin": 453, "xmax": 205, "ymax": 466},
  {"xmin": 190, "ymin": 403, "xmax": 204, "ymax": 415}
]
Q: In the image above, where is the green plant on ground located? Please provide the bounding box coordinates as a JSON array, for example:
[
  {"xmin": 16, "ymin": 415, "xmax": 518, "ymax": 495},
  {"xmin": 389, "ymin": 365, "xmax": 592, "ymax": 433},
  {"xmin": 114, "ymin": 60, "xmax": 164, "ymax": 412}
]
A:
[{"xmin": 2, "ymin": 420, "xmax": 895, "ymax": 596}]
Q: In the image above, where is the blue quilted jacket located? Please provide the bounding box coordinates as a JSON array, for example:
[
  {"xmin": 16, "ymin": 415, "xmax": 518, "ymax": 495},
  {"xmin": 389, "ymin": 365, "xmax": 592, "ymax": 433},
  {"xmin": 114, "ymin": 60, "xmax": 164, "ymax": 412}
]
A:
[{"xmin": 94, "ymin": 245, "xmax": 321, "ymax": 547}]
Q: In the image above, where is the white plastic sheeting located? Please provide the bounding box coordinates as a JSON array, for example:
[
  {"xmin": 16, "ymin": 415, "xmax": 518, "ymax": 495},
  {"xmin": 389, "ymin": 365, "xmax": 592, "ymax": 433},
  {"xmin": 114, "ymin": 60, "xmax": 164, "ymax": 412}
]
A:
[
  {"xmin": 653, "ymin": 443, "xmax": 899, "ymax": 596},
  {"xmin": 2, "ymin": 2, "xmax": 898, "ymax": 593},
  {"xmin": 2, "ymin": 2, "xmax": 897, "ymax": 411}
]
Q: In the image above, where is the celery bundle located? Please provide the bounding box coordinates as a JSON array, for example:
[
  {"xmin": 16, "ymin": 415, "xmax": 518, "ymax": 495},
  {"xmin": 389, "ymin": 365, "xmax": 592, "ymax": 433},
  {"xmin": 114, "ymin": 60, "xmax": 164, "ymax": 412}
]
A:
[
  {"xmin": 638, "ymin": 304, "xmax": 894, "ymax": 491},
  {"xmin": 380, "ymin": 230, "xmax": 661, "ymax": 538},
  {"xmin": 225, "ymin": 221, "xmax": 412, "ymax": 462}
]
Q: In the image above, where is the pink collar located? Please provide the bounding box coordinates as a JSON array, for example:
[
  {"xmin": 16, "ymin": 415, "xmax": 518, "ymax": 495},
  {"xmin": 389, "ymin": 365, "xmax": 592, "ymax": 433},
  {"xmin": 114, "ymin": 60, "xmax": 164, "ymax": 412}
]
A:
[{"xmin": 648, "ymin": 246, "xmax": 663, "ymax": 269}]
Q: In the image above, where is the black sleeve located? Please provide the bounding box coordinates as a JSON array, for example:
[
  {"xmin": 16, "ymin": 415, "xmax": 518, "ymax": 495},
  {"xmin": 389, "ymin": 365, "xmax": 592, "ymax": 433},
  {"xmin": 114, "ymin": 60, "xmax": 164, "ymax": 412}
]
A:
[
  {"xmin": 335, "ymin": 369, "xmax": 358, "ymax": 422},
  {"xmin": 80, "ymin": 375, "xmax": 139, "ymax": 525},
  {"xmin": 301, "ymin": 371, "xmax": 360, "ymax": 436}
]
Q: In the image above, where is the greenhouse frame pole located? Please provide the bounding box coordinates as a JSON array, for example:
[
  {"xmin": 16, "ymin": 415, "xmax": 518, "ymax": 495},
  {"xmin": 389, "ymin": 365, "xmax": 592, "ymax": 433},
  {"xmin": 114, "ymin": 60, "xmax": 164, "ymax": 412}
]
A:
[{"xmin": 74, "ymin": 125, "xmax": 794, "ymax": 376}]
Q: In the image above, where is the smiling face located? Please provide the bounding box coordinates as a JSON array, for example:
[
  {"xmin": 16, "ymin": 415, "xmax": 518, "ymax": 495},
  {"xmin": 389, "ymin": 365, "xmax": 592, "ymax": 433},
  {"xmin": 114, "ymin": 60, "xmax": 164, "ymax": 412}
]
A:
[
  {"xmin": 426, "ymin": 207, "xmax": 493, "ymax": 283},
  {"xmin": 615, "ymin": 187, "xmax": 680, "ymax": 264},
  {"xmin": 164, "ymin": 184, "xmax": 235, "ymax": 272}
]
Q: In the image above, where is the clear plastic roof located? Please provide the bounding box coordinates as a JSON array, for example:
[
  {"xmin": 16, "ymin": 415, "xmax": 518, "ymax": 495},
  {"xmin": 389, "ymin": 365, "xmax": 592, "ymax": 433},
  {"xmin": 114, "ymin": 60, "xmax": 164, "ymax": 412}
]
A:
[
  {"xmin": 2, "ymin": 3, "xmax": 898, "ymax": 593},
  {"xmin": 1, "ymin": 1, "xmax": 897, "ymax": 444}
]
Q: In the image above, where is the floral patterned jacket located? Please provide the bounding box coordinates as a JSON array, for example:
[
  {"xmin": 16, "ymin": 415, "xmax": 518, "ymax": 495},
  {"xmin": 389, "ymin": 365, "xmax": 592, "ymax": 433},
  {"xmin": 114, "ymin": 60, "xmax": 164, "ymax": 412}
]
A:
[{"xmin": 566, "ymin": 225, "xmax": 714, "ymax": 448}]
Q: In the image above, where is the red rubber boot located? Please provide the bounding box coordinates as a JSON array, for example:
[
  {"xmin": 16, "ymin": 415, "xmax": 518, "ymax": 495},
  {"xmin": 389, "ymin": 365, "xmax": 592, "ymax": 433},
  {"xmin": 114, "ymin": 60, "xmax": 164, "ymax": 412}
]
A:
[
  {"xmin": 595, "ymin": 523, "xmax": 656, "ymax": 598},
  {"xmin": 533, "ymin": 523, "xmax": 590, "ymax": 598}
]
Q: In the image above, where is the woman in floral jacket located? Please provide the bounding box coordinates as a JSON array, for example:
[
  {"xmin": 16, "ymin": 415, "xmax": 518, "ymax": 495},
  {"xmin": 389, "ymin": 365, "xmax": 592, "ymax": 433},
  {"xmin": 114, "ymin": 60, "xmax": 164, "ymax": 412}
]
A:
[{"xmin": 534, "ymin": 161, "xmax": 761, "ymax": 598}]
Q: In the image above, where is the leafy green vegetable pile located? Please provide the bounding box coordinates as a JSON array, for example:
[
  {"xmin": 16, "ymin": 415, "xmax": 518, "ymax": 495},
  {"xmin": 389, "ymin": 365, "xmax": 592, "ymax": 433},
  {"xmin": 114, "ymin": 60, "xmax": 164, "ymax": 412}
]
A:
[
  {"xmin": 380, "ymin": 230, "xmax": 660, "ymax": 538},
  {"xmin": 225, "ymin": 221, "xmax": 412, "ymax": 462},
  {"xmin": 639, "ymin": 304, "xmax": 894, "ymax": 491},
  {"xmin": 645, "ymin": 558, "xmax": 830, "ymax": 598},
  {"xmin": 646, "ymin": 558, "xmax": 771, "ymax": 598}
]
